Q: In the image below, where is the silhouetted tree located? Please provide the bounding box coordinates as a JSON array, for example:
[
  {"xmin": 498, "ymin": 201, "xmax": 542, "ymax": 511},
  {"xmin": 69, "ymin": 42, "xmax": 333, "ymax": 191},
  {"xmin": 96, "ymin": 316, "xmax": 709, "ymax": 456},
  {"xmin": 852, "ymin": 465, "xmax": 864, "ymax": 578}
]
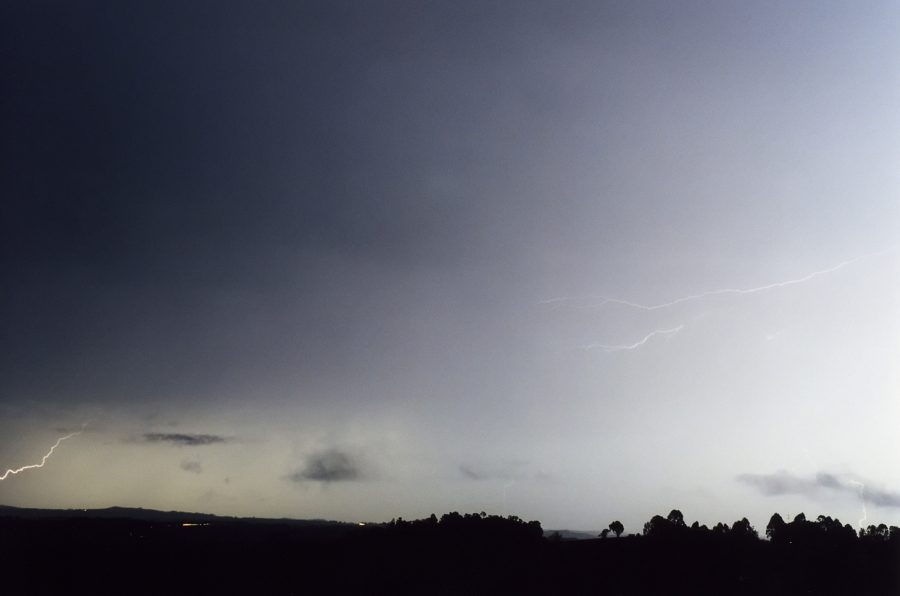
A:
[
  {"xmin": 609, "ymin": 520, "xmax": 624, "ymax": 538},
  {"xmin": 667, "ymin": 509, "xmax": 685, "ymax": 528},
  {"xmin": 643, "ymin": 514, "xmax": 668, "ymax": 537},
  {"xmin": 766, "ymin": 513, "xmax": 786, "ymax": 541},
  {"xmin": 730, "ymin": 517, "xmax": 757, "ymax": 539},
  {"xmin": 688, "ymin": 520, "xmax": 711, "ymax": 535},
  {"xmin": 861, "ymin": 524, "xmax": 890, "ymax": 540}
]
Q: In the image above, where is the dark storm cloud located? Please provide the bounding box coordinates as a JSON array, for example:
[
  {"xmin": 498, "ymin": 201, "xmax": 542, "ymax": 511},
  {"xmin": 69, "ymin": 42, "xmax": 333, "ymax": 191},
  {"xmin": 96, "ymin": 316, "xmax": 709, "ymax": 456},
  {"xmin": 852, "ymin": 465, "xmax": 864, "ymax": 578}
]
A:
[
  {"xmin": 460, "ymin": 465, "xmax": 490, "ymax": 481},
  {"xmin": 738, "ymin": 472, "xmax": 900, "ymax": 508},
  {"xmin": 862, "ymin": 487, "xmax": 900, "ymax": 508},
  {"xmin": 459, "ymin": 461, "xmax": 525, "ymax": 481},
  {"xmin": 289, "ymin": 449, "xmax": 361, "ymax": 483},
  {"xmin": 143, "ymin": 433, "xmax": 226, "ymax": 447},
  {"xmin": 737, "ymin": 471, "xmax": 821, "ymax": 497},
  {"xmin": 180, "ymin": 459, "xmax": 203, "ymax": 474},
  {"xmin": 1, "ymin": 1, "xmax": 498, "ymax": 283},
  {"xmin": 1, "ymin": 0, "xmax": 532, "ymax": 406}
]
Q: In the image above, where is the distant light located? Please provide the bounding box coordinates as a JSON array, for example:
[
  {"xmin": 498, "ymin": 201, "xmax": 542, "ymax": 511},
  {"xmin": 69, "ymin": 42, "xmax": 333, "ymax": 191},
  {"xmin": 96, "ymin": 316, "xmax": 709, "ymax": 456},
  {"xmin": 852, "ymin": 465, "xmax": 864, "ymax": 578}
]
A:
[
  {"xmin": 181, "ymin": 522, "xmax": 209, "ymax": 527},
  {"xmin": 358, "ymin": 522, "xmax": 366, "ymax": 526}
]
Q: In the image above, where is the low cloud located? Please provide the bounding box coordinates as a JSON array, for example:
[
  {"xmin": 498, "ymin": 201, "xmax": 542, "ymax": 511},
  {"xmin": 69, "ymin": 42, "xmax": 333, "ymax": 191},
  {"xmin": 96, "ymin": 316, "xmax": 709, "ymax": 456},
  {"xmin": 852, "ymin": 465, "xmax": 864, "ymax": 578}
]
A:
[
  {"xmin": 143, "ymin": 433, "xmax": 227, "ymax": 446},
  {"xmin": 738, "ymin": 471, "xmax": 900, "ymax": 508},
  {"xmin": 861, "ymin": 486, "xmax": 900, "ymax": 508},
  {"xmin": 460, "ymin": 464, "xmax": 493, "ymax": 481},
  {"xmin": 180, "ymin": 459, "xmax": 202, "ymax": 474},
  {"xmin": 459, "ymin": 460, "xmax": 527, "ymax": 481},
  {"xmin": 288, "ymin": 449, "xmax": 361, "ymax": 483},
  {"xmin": 737, "ymin": 471, "xmax": 822, "ymax": 497}
]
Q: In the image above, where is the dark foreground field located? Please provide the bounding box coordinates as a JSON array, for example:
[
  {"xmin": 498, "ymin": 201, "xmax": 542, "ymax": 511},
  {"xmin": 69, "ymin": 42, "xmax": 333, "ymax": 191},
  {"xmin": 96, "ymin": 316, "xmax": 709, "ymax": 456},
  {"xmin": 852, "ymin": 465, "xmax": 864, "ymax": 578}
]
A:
[{"xmin": 1, "ymin": 506, "xmax": 897, "ymax": 595}]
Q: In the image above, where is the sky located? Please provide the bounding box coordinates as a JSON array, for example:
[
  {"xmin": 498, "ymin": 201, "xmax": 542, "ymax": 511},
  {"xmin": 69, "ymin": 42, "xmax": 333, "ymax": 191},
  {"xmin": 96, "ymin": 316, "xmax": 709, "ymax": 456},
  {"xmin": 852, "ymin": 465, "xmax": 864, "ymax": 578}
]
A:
[{"xmin": 2, "ymin": 1, "xmax": 898, "ymax": 533}]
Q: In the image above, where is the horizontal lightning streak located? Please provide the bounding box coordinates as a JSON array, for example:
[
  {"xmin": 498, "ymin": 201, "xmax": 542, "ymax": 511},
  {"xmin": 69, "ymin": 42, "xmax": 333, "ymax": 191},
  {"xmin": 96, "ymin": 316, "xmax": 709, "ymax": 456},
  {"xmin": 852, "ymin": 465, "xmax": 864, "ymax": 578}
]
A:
[
  {"xmin": 599, "ymin": 258, "xmax": 859, "ymax": 311},
  {"xmin": 585, "ymin": 325, "xmax": 684, "ymax": 352},
  {"xmin": 541, "ymin": 248, "xmax": 896, "ymax": 312},
  {"xmin": 0, "ymin": 425, "xmax": 86, "ymax": 482}
]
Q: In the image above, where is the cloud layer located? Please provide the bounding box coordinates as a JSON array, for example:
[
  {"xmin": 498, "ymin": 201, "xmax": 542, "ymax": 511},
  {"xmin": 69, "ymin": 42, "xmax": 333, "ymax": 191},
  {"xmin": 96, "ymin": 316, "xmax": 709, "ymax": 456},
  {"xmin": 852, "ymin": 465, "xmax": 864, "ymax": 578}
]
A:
[
  {"xmin": 180, "ymin": 459, "xmax": 203, "ymax": 474},
  {"xmin": 738, "ymin": 471, "xmax": 900, "ymax": 508},
  {"xmin": 459, "ymin": 461, "xmax": 526, "ymax": 481},
  {"xmin": 289, "ymin": 450, "xmax": 361, "ymax": 483},
  {"xmin": 143, "ymin": 433, "xmax": 227, "ymax": 447}
]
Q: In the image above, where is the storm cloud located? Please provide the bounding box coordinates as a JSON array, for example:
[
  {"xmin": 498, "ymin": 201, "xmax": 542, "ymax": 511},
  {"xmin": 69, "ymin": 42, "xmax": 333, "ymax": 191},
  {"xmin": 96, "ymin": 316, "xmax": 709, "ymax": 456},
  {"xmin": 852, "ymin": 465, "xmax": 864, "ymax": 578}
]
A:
[
  {"xmin": 738, "ymin": 472, "xmax": 900, "ymax": 508},
  {"xmin": 460, "ymin": 465, "xmax": 493, "ymax": 481},
  {"xmin": 180, "ymin": 459, "xmax": 203, "ymax": 474},
  {"xmin": 459, "ymin": 461, "xmax": 526, "ymax": 482},
  {"xmin": 143, "ymin": 433, "xmax": 227, "ymax": 447},
  {"xmin": 1, "ymin": 1, "xmax": 898, "ymax": 530},
  {"xmin": 289, "ymin": 450, "xmax": 361, "ymax": 483}
]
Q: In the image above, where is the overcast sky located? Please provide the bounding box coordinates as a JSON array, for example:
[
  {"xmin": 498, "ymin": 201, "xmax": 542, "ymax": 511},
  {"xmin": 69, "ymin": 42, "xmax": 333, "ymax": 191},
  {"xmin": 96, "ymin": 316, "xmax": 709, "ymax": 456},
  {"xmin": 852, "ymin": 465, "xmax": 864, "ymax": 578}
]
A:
[{"xmin": 2, "ymin": 1, "xmax": 898, "ymax": 532}]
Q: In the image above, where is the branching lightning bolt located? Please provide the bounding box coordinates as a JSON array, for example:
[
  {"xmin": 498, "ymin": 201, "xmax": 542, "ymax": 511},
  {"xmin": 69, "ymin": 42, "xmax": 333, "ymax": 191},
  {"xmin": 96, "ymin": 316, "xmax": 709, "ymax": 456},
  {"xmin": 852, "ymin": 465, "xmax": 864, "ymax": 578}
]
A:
[
  {"xmin": 0, "ymin": 425, "xmax": 86, "ymax": 482},
  {"xmin": 541, "ymin": 248, "xmax": 896, "ymax": 312},
  {"xmin": 585, "ymin": 325, "xmax": 684, "ymax": 352}
]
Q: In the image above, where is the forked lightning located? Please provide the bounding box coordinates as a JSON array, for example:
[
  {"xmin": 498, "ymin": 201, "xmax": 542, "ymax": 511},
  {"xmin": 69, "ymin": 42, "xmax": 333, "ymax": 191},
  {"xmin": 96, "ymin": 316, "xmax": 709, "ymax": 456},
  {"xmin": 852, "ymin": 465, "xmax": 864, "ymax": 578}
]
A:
[{"xmin": 0, "ymin": 425, "xmax": 86, "ymax": 482}]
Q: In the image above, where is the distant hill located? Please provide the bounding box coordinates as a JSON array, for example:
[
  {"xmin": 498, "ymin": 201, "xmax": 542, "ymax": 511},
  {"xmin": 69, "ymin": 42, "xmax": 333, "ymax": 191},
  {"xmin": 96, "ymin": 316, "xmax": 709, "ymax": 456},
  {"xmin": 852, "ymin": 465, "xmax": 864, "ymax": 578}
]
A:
[
  {"xmin": 3, "ymin": 507, "xmax": 898, "ymax": 594},
  {"xmin": 0, "ymin": 503, "xmax": 351, "ymax": 527},
  {"xmin": 543, "ymin": 528, "xmax": 600, "ymax": 540}
]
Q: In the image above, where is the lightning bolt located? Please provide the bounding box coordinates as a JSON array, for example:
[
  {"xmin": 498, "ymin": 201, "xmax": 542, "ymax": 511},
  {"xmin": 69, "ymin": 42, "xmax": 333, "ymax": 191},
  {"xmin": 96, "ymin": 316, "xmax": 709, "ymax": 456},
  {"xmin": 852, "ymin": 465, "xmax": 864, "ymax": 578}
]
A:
[
  {"xmin": 542, "ymin": 248, "xmax": 896, "ymax": 312},
  {"xmin": 848, "ymin": 479, "xmax": 868, "ymax": 530},
  {"xmin": 585, "ymin": 325, "xmax": 684, "ymax": 352},
  {"xmin": 0, "ymin": 425, "xmax": 86, "ymax": 482}
]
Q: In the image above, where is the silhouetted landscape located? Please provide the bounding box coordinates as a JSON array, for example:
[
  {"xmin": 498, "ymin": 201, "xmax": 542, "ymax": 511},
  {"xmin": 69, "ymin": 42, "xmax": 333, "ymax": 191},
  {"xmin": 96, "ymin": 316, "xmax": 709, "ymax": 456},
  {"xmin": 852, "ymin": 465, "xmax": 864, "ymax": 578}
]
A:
[
  {"xmin": 2, "ymin": 505, "xmax": 897, "ymax": 595},
  {"xmin": 4, "ymin": 3, "xmax": 900, "ymax": 595}
]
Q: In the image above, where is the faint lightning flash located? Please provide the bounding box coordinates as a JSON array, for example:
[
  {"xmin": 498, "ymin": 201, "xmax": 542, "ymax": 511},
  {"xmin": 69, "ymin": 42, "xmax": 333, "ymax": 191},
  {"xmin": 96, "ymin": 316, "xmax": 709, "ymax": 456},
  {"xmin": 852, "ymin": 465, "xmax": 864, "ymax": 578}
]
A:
[
  {"xmin": 0, "ymin": 425, "xmax": 86, "ymax": 482},
  {"xmin": 542, "ymin": 248, "xmax": 896, "ymax": 312},
  {"xmin": 848, "ymin": 479, "xmax": 868, "ymax": 530},
  {"xmin": 502, "ymin": 479, "xmax": 514, "ymax": 515},
  {"xmin": 585, "ymin": 325, "xmax": 684, "ymax": 352}
]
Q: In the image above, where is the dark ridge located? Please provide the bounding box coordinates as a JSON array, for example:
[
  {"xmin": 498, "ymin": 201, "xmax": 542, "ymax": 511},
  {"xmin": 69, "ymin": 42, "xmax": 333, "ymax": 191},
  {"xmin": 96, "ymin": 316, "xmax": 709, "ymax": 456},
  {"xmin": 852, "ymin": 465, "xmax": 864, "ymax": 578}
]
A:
[
  {"xmin": 1, "ymin": 507, "xmax": 898, "ymax": 595},
  {"xmin": 0, "ymin": 504, "xmax": 348, "ymax": 526}
]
